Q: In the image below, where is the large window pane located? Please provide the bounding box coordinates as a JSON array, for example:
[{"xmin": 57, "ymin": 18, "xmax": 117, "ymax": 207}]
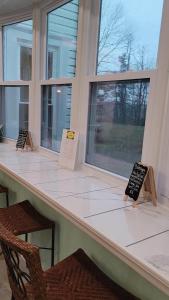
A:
[
  {"xmin": 0, "ymin": 86, "xmax": 29, "ymax": 140},
  {"xmin": 97, "ymin": 0, "xmax": 163, "ymax": 74},
  {"xmin": 3, "ymin": 20, "xmax": 33, "ymax": 80},
  {"xmin": 41, "ymin": 85, "xmax": 71, "ymax": 152},
  {"xmin": 86, "ymin": 80, "xmax": 149, "ymax": 178},
  {"xmin": 47, "ymin": 0, "xmax": 79, "ymax": 79}
]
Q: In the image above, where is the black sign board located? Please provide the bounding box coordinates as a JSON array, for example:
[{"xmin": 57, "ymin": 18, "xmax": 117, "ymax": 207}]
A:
[
  {"xmin": 0, "ymin": 124, "xmax": 4, "ymax": 142},
  {"xmin": 125, "ymin": 162, "xmax": 148, "ymax": 201},
  {"xmin": 16, "ymin": 129, "xmax": 28, "ymax": 150}
]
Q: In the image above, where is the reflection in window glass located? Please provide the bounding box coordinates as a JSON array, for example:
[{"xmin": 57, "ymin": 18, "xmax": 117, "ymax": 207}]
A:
[
  {"xmin": 86, "ymin": 80, "xmax": 149, "ymax": 178},
  {"xmin": 97, "ymin": 0, "xmax": 163, "ymax": 74},
  {"xmin": 41, "ymin": 85, "xmax": 72, "ymax": 152},
  {"xmin": 47, "ymin": 0, "xmax": 79, "ymax": 79},
  {"xmin": 0, "ymin": 86, "xmax": 29, "ymax": 140},
  {"xmin": 3, "ymin": 20, "xmax": 33, "ymax": 80}
]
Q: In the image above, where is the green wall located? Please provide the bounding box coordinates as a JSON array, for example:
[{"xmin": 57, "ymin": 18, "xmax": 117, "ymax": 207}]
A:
[{"xmin": 0, "ymin": 170, "xmax": 168, "ymax": 300}]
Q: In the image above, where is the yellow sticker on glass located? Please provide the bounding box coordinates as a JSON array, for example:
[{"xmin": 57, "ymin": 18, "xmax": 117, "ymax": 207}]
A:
[{"xmin": 66, "ymin": 130, "xmax": 75, "ymax": 140}]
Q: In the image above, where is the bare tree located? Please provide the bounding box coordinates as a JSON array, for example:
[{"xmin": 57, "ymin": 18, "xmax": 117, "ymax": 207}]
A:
[
  {"xmin": 97, "ymin": 2, "xmax": 128, "ymax": 73},
  {"xmin": 97, "ymin": 1, "xmax": 149, "ymax": 126}
]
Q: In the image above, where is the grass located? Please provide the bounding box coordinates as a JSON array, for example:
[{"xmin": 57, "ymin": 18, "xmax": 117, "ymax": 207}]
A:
[{"xmin": 94, "ymin": 122, "xmax": 144, "ymax": 163}]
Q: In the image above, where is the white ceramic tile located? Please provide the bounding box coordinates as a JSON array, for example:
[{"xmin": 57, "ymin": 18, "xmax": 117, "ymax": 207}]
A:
[
  {"xmin": 0, "ymin": 150, "xmax": 57, "ymax": 162},
  {"xmin": 4, "ymin": 160, "xmax": 60, "ymax": 173},
  {"xmin": 85, "ymin": 202, "xmax": 169, "ymax": 247},
  {"xmin": 17, "ymin": 168, "xmax": 86, "ymax": 184},
  {"xmin": 0, "ymin": 144, "xmax": 15, "ymax": 152},
  {"xmin": 0, "ymin": 155, "xmax": 51, "ymax": 165},
  {"xmin": 127, "ymin": 231, "xmax": 169, "ymax": 281},
  {"xmin": 35, "ymin": 176, "xmax": 113, "ymax": 198},
  {"xmin": 56, "ymin": 187, "xmax": 132, "ymax": 217}
]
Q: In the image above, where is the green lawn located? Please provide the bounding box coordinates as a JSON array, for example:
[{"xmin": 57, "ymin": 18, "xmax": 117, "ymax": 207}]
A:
[{"xmin": 95, "ymin": 123, "xmax": 144, "ymax": 163}]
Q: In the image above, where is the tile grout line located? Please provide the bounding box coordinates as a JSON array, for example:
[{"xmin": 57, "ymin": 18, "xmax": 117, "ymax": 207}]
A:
[
  {"xmin": 84, "ymin": 200, "xmax": 145, "ymax": 218},
  {"xmin": 84, "ymin": 205, "xmax": 133, "ymax": 218},
  {"xmin": 37, "ymin": 186, "xmax": 121, "ymax": 199},
  {"xmin": 126, "ymin": 229, "xmax": 169, "ymax": 248},
  {"xmin": 17, "ymin": 175, "xmax": 89, "ymax": 185}
]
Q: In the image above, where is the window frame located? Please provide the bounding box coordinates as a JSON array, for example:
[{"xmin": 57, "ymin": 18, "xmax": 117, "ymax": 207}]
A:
[
  {"xmin": 77, "ymin": 0, "xmax": 169, "ymax": 181},
  {"xmin": 39, "ymin": 0, "xmax": 82, "ymax": 153},
  {"xmin": 0, "ymin": 12, "xmax": 32, "ymax": 141}
]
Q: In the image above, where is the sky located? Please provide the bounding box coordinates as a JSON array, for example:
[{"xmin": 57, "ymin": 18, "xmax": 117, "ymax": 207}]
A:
[{"xmin": 99, "ymin": 0, "xmax": 164, "ymax": 72}]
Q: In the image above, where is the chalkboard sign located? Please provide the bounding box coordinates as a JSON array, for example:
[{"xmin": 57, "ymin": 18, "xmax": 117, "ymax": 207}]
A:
[
  {"xmin": 125, "ymin": 162, "xmax": 148, "ymax": 201},
  {"xmin": 16, "ymin": 129, "xmax": 28, "ymax": 150},
  {"xmin": 0, "ymin": 124, "xmax": 4, "ymax": 142}
]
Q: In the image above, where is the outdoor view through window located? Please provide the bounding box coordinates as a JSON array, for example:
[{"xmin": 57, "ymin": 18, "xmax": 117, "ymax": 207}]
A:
[
  {"xmin": 41, "ymin": 0, "xmax": 79, "ymax": 152},
  {"xmin": 3, "ymin": 20, "xmax": 32, "ymax": 80},
  {"xmin": 1, "ymin": 20, "xmax": 32, "ymax": 140},
  {"xmin": 86, "ymin": 0, "xmax": 163, "ymax": 177}
]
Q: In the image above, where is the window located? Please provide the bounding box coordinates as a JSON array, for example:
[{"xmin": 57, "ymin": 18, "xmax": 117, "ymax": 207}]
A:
[
  {"xmin": 97, "ymin": 0, "xmax": 163, "ymax": 74},
  {"xmin": 41, "ymin": 85, "xmax": 71, "ymax": 152},
  {"xmin": 0, "ymin": 86, "xmax": 29, "ymax": 140},
  {"xmin": 0, "ymin": 0, "xmax": 166, "ymax": 185},
  {"xmin": 46, "ymin": 0, "xmax": 79, "ymax": 79},
  {"xmin": 41, "ymin": 0, "xmax": 79, "ymax": 152},
  {"xmin": 86, "ymin": 0, "xmax": 163, "ymax": 178},
  {"xmin": 86, "ymin": 80, "xmax": 149, "ymax": 177},
  {"xmin": 3, "ymin": 20, "xmax": 33, "ymax": 80}
]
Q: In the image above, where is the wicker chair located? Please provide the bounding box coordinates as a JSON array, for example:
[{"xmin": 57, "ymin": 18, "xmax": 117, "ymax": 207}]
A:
[
  {"xmin": 0, "ymin": 184, "xmax": 9, "ymax": 206},
  {"xmin": 0, "ymin": 223, "xmax": 139, "ymax": 300},
  {"xmin": 0, "ymin": 200, "xmax": 55, "ymax": 266}
]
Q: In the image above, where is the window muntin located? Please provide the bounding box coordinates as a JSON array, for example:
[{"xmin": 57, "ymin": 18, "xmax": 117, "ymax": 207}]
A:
[
  {"xmin": 41, "ymin": 84, "xmax": 72, "ymax": 152},
  {"xmin": 0, "ymin": 86, "xmax": 29, "ymax": 140},
  {"xmin": 97, "ymin": 0, "xmax": 163, "ymax": 74},
  {"xmin": 3, "ymin": 20, "xmax": 33, "ymax": 81},
  {"xmin": 86, "ymin": 79, "xmax": 149, "ymax": 178},
  {"xmin": 46, "ymin": 0, "xmax": 79, "ymax": 79}
]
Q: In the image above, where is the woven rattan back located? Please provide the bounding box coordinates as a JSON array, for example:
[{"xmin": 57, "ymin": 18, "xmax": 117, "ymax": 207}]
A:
[{"xmin": 0, "ymin": 223, "xmax": 47, "ymax": 300}]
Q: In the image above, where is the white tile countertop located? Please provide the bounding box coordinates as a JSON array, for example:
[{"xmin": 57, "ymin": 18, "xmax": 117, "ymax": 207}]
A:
[{"xmin": 0, "ymin": 143, "xmax": 169, "ymax": 295}]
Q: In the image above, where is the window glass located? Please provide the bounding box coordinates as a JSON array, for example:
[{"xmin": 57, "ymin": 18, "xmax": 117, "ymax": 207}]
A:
[
  {"xmin": 41, "ymin": 85, "xmax": 71, "ymax": 152},
  {"xmin": 86, "ymin": 80, "xmax": 149, "ymax": 178},
  {"xmin": 47, "ymin": 0, "xmax": 79, "ymax": 79},
  {"xmin": 97, "ymin": 0, "xmax": 163, "ymax": 74},
  {"xmin": 0, "ymin": 86, "xmax": 29, "ymax": 139},
  {"xmin": 3, "ymin": 20, "xmax": 33, "ymax": 80}
]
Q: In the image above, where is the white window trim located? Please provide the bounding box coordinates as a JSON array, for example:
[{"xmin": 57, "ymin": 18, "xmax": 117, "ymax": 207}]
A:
[
  {"xmin": 39, "ymin": 0, "xmax": 83, "ymax": 152},
  {"xmin": 74, "ymin": 0, "xmax": 169, "ymax": 188},
  {"xmin": 0, "ymin": 14, "xmax": 33, "ymax": 140}
]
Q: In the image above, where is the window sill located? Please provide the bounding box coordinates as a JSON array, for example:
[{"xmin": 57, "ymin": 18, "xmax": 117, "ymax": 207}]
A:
[{"xmin": 0, "ymin": 142, "xmax": 168, "ymax": 296}]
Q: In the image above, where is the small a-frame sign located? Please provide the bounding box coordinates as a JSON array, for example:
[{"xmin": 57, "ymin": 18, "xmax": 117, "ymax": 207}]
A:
[
  {"xmin": 143, "ymin": 166, "xmax": 157, "ymax": 206},
  {"xmin": 124, "ymin": 162, "xmax": 157, "ymax": 207},
  {"xmin": 16, "ymin": 129, "xmax": 33, "ymax": 151},
  {"xmin": 25, "ymin": 131, "xmax": 33, "ymax": 151}
]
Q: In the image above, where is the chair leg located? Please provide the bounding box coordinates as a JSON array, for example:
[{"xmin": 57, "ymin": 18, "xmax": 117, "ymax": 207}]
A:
[
  {"xmin": 11, "ymin": 294, "xmax": 15, "ymax": 300},
  {"xmin": 51, "ymin": 227, "xmax": 55, "ymax": 266},
  {"xmin": 6, "ymin": 191, "xmax": 9, "ymax": 207}
]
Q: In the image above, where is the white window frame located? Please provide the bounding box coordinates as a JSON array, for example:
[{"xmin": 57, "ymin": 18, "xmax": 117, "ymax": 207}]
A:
[
  {"xmin": 39, "ymin": 0, "xmax": 82, "ymax": 154},
  {"xmin": 0, "ymin": 12, "xmax": 33, "ymax": 141},
  {"xmin": 74, "ymin": 0, "xmax": 169, "ymax": 186}
]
